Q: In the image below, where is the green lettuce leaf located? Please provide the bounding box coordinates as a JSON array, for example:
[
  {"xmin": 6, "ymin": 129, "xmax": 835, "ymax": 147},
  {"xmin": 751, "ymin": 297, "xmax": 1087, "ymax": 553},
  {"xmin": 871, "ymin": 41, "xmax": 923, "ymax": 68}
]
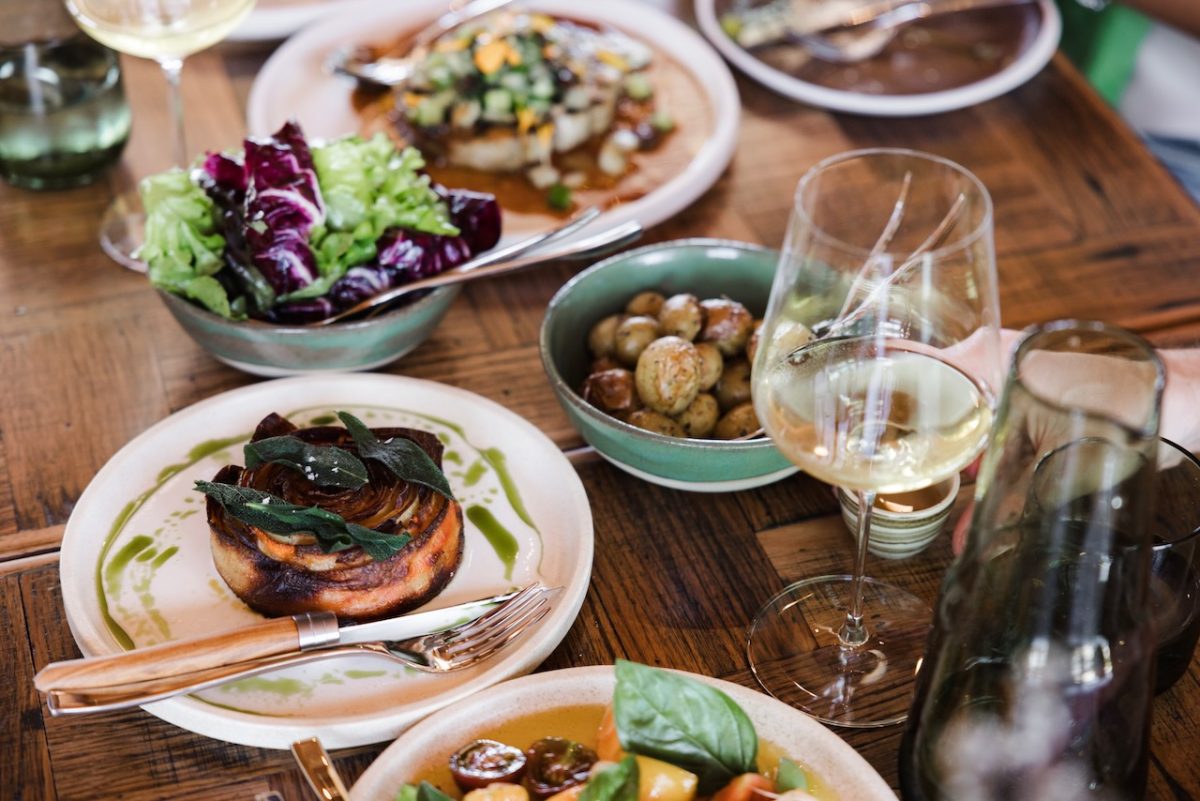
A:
[
  {"xmin": 303, "ymin": 134, "xmax": 459, "ymax": 293},
  {"xmin": 138, "ymin": 169, "xmax": 234, "ymax": 318}
]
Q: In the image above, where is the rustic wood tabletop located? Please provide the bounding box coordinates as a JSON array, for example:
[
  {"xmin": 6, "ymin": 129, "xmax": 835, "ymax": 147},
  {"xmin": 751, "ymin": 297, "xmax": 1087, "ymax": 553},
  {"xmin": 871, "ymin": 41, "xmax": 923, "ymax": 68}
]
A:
[{"xmin": 3, "ymin": 4, "xmax": 1200, "ymax": 799}]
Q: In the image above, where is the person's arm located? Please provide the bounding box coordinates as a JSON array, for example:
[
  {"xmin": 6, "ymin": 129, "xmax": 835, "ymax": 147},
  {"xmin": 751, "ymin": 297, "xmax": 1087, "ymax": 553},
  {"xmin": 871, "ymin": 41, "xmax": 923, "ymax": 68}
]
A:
[
  {"xmin": 1122, "ymin": 0, "xmax": 1200, "ymax": 38},
  {"xmin": 1160, "ymin": 348, "xmax": 1200, "ymax": 451}
]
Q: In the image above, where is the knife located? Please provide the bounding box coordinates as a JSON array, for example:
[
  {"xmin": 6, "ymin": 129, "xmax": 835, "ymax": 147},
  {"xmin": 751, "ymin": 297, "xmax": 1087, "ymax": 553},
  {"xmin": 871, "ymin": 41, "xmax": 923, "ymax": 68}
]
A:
[{"xmin": 34, "ymin": 587, "xmax": 523, "ymax": 694}]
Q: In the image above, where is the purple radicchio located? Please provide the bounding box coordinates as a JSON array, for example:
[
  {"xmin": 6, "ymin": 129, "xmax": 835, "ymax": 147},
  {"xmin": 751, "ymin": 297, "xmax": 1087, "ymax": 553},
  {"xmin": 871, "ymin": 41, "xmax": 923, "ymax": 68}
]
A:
[
  {"xmin": 266, "ymin": 188, "xmax": 501, "ymax": 324},
  {"xmin": 241, "ymin": 121, "xmax": 325, "ymax": 296}
]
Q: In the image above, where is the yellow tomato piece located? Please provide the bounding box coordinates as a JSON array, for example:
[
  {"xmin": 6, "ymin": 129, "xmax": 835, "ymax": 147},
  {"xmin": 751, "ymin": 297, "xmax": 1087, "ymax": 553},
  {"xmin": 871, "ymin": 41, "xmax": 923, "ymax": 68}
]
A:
[
  {"xmin": 403, "ymin": 92, "xmax": 423, "ymax": 108},
  {"xmin": 463, "ymin": 785, "xmax": 530, "ymax": 801},
  {"xmin": 596, "ymin": 705, "xmax": 624, "ymax": 762},
  {"xmin": 531, "ymin": 13, "xmax": 556, "ymax": 34},
  {"xmin": 597, "ymin": 50, "xmax": 630, "ymax": 71},
  {"xmin": 506, "ymin": 46, "xmax": 523, "ymax": 67},
  {"xmin": 635, "ymin": 756, "xmax": 698, "ymax": 801},
  {"xmin": 517, "ymin": 108, "xmax": 537, "ymax": 136},
  {"xmin": 474, "ymin": 40, "xmax": 511, "ymax": 74},
  {"xmin": 435, "ymin": 36, "xmax": 470, "ymax": 53},
  {"xmin": 545, "ymin": 787, "xmax": 586, "ymax": 801},
  {"xmin": 537, "ymin": 123, "xmax": 555, "ymax": 149}
]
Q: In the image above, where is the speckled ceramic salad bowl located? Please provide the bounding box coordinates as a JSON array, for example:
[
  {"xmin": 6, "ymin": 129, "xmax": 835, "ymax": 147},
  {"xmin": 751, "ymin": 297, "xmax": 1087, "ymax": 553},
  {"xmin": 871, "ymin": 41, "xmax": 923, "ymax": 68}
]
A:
[
  {"xmin": 158, "ymin": 286, "xmax": 458, "ymax": 377},
  {"xmin": 539, "ymin": 239, "xmax": 796, "ymax": 492}
]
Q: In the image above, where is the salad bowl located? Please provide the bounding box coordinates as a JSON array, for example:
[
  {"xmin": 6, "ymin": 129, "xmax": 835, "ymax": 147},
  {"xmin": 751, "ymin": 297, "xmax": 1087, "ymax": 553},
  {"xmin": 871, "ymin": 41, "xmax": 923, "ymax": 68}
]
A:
[
  {"xmin": 349, "ymin": 664, "xmax": 898, "ymax": 801},
  {"xmin": 159, "ymin": 285, "xmax": 458, "ymax": 376}
]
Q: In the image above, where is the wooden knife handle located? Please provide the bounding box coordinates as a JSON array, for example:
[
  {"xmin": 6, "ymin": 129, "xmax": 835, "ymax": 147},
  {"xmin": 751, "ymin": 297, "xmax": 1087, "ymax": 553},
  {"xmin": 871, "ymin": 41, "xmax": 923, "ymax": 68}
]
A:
[{"xmin": 34, "ymin": 613, "xmax": 336, "ymax": 693}]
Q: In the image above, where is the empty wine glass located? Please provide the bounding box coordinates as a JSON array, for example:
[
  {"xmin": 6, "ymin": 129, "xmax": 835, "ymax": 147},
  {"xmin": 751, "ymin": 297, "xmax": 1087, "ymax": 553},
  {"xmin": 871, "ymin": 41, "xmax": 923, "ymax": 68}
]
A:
[
  {"xmin": 64, "ymin": 0, "xmax": 256, "ymax": 269},
  {"xmin": 748, "ymin": 148, "xmax": 1002, "ymax": 727}
]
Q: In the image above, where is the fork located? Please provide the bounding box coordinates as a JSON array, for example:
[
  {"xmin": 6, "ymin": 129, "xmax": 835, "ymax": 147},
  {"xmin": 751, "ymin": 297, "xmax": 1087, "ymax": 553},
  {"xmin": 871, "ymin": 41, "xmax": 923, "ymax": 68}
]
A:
[{"xmin": 44, "ymin": 585, "xmax": 557, "ymax": 716}]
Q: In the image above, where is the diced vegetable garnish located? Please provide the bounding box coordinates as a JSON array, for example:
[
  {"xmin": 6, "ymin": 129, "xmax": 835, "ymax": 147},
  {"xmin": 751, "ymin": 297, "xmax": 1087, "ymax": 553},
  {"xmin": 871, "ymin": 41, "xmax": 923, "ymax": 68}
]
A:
[
  {"xmin": 774, "ymin": 758, "xmax": 809, "ymax": 793},
  {"xmin": 547, "ymin": 183, "xmax": 573, "ymax": 211},
  {"xmin": 623, "ymin": 73, "xmax": 653, "ymax": 101}
]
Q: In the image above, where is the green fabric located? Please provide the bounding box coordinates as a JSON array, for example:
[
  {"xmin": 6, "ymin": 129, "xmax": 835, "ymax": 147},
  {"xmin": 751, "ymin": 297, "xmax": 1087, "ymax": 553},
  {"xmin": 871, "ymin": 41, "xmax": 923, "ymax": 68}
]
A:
[{"xmin": 1056, "ymin": 1, "xmax": 1152, "ymax": 105}]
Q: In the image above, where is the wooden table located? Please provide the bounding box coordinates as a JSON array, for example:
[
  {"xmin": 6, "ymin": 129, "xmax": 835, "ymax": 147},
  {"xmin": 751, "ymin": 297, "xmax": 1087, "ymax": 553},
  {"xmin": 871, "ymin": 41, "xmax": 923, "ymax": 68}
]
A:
[{"xmin": 4, "ymin": 5, "xmax": 1200, "ymax": 799}]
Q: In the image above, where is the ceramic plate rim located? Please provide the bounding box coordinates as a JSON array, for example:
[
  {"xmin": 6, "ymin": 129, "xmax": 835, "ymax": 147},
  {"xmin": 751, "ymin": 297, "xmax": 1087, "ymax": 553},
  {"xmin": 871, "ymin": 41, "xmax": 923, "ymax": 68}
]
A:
[
  {"xmin": 348, "ymin": 665, "xmax": 899, "ymax": 801},
  {"xmin": 58, "ymin": 374, "xmax": 594, "ymax": 749},
  {"xmin": 694, "ymin": 0, "xmax": 1061, "ymax": 116},
  {"xmin": 246, "ymin": 0, "xmax": 740, "ymax": 239}
]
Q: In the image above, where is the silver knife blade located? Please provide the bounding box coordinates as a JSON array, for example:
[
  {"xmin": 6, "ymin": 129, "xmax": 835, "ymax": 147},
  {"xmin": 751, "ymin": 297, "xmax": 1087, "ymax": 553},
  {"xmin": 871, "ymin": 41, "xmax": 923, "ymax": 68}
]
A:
[{"xmin": 332, "ymin": 587, "xmax": 523, "ymax": 646}]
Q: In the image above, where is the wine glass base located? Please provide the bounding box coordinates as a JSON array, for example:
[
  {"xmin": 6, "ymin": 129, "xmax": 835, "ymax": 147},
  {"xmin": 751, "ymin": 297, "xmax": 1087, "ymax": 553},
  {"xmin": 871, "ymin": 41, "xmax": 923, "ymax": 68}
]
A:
[
  {"xmin": 747, "ymin": 575, "xmax": 931, "ymax": 728},
  {"xmin": 100, "ymin": 190, "xmax": 148, "ymax": 273}
]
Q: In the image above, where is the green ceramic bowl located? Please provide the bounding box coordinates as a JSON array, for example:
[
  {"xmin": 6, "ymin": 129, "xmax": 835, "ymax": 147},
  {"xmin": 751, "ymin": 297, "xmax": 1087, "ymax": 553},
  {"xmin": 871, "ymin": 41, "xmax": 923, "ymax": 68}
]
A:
[
  {"xmin": 158, "ymin": 286, "xmax": 459, "ymax": 377},
  {"xmin": 540, "ymin": 239, "xmax": 797, "ymax": 492}
]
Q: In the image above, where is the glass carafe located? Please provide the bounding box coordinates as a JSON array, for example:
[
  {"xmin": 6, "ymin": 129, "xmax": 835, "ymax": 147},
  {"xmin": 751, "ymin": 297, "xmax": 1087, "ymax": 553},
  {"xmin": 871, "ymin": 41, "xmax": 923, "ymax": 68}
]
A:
[{"xmin": 900, "ymin": 321, "xmax": 1165, "ymax": 801}]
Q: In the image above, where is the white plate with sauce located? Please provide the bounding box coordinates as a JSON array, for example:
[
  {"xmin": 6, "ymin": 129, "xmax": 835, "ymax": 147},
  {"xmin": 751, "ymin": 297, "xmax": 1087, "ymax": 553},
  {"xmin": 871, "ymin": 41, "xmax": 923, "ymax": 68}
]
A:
[
  {"xmin": 350, "ymin": 665, "xmax": 899, "ymax": 801},
  {"xmin": 695, "ymin": 0, "xmax": 1060, "ymax": 116},
  {"xmin": 246, "ymin": 0, "xmax": 740, "ymax": 241},
  {"xmin": 58, "ymin": 374, "xmax": 593, "ymax": 749}
]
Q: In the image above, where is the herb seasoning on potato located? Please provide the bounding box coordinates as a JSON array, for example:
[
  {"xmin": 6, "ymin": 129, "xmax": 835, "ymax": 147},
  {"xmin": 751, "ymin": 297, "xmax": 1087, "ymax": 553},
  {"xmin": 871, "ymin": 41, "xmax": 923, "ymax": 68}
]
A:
[{"xmin": 582, "ymin": 290, "xmax": 763, "ymax": 439}]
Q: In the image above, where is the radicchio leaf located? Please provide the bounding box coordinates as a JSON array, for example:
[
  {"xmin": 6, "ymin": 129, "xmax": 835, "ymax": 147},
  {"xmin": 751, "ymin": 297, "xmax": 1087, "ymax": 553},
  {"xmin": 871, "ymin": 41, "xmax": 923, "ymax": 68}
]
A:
[{"xmin": 242, "ymin": 121, "xmax": 325, "ymax": 295}]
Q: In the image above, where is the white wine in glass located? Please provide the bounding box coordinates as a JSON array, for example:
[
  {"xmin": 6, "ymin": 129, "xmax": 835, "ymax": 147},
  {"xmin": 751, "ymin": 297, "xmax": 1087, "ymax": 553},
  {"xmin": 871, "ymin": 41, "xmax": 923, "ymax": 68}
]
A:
[
  {"xmin": 64, "ymin": 0, "xmax": 256, "ymax": 269},
  {"xmin": 748, "ymin": 149, "xmax": 1002, "ymax": 728}
]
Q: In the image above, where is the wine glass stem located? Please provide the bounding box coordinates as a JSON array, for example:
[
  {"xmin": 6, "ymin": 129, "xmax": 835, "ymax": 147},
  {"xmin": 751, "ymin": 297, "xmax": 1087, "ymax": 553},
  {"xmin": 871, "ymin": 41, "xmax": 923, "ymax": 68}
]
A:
[
  {"xmin": 839, "ymin": 489, "xmax": 876, "ymax": 648},
  {"xmin": 157, "ymin": 57, "xmax": 187, "ymax": 168}
]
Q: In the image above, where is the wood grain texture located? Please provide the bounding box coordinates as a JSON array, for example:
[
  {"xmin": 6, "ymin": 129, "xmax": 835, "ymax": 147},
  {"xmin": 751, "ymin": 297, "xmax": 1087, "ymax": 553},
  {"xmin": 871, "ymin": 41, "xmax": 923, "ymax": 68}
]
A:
[{"xmin": 3, "ymin": 12, "xmax": 1200, "ymax": 801}]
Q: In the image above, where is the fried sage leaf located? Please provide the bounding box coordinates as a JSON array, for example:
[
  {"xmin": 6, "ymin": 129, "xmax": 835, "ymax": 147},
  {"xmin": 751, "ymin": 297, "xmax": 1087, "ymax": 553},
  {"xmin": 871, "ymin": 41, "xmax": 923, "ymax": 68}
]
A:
[
  {"xmin": 243, "ymin": 436, "xmax": 369, "ymax": 490},
  {"xmin": 195, "ymin": 480, "xmax": 410, "ymax": 561},
  {"xmin": 338, "ymin": 411, "xmax": 455, "ymax": 500}
]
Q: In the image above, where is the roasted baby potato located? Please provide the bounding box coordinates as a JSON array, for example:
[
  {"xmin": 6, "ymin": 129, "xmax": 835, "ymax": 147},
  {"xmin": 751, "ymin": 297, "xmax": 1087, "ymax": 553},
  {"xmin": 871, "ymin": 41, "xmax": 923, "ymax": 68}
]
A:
[
  {"xmin": 635, "ymin": 336, "xmax": 701, "ymax": 416},
  {"xmin": 714, "ymin": 357, "xmax": 752, "ymax": 411},
  {"xmin": 675, "ymin": 393, "xmax": 719, "ymax": 438},
  {"xmin": 699, "ymin": 298, "xmax": 753, "ymax": 356},
  {"xmin": 582, "ymin": 369, "xmax": 640, "ymax": 415},
  {"xmin": 626, "ymin": 290, "xmax": 665, "ymax": 318},
  {"xmin": 627, "ymin": 409, "xmax": 686, "ymax": 437},
  {"xmin": 588, "ymin": 314, "xmax": 624, "ymax": 359},
  {"xmin": 714, "ymin": 402, "xmax": 760, "ymax": 440},
  {"xmin": 694, "ymin": 342, "xmax": 724, "ymax": 391},
  {"xmin": 614, "ymin": 315, "xmax": 661, "ymax": 366},
  {"xmin": 657, "ymin": 294, "xmax": 703, "ymax": 341}
]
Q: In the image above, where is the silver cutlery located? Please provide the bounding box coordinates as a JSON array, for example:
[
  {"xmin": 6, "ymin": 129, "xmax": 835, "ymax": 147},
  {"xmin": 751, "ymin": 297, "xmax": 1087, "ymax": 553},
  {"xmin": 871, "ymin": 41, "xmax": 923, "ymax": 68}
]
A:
[
  {"xmin": 329, "ymin": 0, "xmax": 514, "ymax": 88},
  {"xmin": 42, "ymin": 584, "xmax": 557, "ymax": 715},
  {"xmin": 314, "ymin": 220, "xmax": 643, "ymax": 325},
  {"xmin": 36, "ymin": 585, "xmax": 540, "ymax": 697}
]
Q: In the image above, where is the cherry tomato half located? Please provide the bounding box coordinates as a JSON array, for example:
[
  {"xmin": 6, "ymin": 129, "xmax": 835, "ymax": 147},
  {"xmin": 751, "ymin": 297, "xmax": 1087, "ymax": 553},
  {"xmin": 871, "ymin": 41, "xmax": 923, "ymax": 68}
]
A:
[
  {"xmin": 450, "ymin": 739, "xmax": 528, "ymax": 791},
  {"xmin": 524, "ymin": 737, "xmax": 598, "ymax": 800}
]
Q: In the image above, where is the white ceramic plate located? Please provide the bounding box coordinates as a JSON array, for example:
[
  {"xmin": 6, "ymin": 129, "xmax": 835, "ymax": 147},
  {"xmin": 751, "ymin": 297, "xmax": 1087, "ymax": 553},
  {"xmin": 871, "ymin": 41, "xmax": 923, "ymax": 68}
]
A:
[
  {"xmin": 350, "ymin": 665, "xmax": 899, "ymax": 801},
  {"xmin": 695, "ymin": 0, "xmax": 1060, "ymax": 116},
  {"xmin": 230, "ymin": 0, "xmax": 343, "ymax": 42},
  {"xmin": 59, "ymin": 374, "xmax": 593, "ymax": 749},
  {"xmin": 246, "ymin": 0, "xmax": 739, "ymax": 240}
]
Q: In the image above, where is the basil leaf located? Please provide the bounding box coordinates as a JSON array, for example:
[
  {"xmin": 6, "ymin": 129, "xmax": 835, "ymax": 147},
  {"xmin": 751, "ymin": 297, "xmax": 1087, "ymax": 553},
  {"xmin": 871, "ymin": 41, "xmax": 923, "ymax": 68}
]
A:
[
  {"xmin": 244, "ymin": 436, "xmax": 368, "ymax": 490},
  {"xmin": 416, "ymin": 782, "xmax": 455, "ymax": 801},
  {"xmin": 581, "ymin": 756, "xmax": 639, "ymax": 801},
  {"xmin": 775, "ymin": 757, "xmax": 809, "ymax": 793},
  {"xmin": 613, "ymin": 659, "xmax": 757, "ymax": 794},
  {"xmin": 338, "ymin": 411, "xmax": 455, "ymax": 500},
  {"xmin": 195, "ymin": 480, "xmax": 410, "ymax": 561}
]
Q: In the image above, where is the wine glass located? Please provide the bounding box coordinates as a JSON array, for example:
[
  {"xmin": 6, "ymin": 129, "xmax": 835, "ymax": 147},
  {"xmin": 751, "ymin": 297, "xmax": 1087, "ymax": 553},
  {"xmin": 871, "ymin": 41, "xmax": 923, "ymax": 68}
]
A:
[
  {"xmin": 64, "ymin": 0, "xmax": 256, "ymax": 270},
  {"xmin": 748, "ymin": 148, "xmax": 1002, "ymax": 728}
]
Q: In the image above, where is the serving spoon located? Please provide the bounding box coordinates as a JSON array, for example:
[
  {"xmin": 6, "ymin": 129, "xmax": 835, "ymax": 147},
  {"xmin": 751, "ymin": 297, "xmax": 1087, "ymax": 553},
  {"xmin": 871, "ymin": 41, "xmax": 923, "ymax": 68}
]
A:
[
  {"xmin": 329, "ymin": 0, "xmax": 514, "ymax": 88},
  {"xmin": 311, "ymin": 220, "xmax": 643, "ymax": 326}
]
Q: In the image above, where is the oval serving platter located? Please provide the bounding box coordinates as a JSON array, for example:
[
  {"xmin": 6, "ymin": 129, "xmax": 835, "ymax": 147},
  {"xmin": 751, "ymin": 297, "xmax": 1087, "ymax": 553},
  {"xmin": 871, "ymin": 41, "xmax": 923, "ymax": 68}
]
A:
[
  {"xmin": 58, "ymin": 374, "xmax": 593, "ymax": 749},
  {"xmin": 247, "ymin": 0, "xmax": 740, "ymax": 242}
]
